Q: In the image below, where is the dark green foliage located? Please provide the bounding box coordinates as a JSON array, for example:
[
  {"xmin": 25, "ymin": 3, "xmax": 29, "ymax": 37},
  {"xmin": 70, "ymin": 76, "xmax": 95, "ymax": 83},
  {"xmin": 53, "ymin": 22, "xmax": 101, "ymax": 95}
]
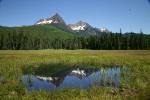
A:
[
  {"xmin": 0, "ymin": 25, "xmax": 150, "ymax": 50},
  {"xmin": 0, "ymin": 25, "xmax": 74, "ymax": 50}
]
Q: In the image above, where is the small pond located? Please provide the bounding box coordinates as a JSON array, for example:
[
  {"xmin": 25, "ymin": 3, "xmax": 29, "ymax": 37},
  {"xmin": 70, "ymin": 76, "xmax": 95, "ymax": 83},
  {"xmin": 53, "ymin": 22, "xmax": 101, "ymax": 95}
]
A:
[{"xmin": 22, "ymin": 67, "xmax": 121, "ymax": 92}]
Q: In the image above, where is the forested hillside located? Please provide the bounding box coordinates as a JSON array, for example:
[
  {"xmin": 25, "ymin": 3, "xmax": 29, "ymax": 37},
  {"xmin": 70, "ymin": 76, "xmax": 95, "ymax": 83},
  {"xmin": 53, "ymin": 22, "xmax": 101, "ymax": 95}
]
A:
[
  {"xmin": 0, "ymin": 25, "xmax": 150, "ymax": 50},
  {"xmin": 0, "ymin": 25, "xmax": 75, "ymax": 49}
]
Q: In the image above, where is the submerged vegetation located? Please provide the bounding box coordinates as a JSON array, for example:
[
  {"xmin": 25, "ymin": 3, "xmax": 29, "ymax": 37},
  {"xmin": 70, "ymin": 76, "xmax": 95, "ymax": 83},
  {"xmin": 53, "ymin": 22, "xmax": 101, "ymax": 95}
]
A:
[{"xmin": 0, "ymin": 50, "xmax": 150, "ymax": 99}]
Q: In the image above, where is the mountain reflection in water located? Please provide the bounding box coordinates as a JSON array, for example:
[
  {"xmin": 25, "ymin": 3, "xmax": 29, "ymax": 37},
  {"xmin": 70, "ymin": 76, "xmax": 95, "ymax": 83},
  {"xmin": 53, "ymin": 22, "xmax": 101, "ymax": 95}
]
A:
[{"xmin": 23, "ymin": 67, "xmax": 120, "ymax": 92}]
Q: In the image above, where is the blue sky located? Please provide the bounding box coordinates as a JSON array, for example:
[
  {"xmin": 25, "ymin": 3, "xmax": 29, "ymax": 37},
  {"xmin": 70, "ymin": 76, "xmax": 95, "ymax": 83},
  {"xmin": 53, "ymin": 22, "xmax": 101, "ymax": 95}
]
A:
[{"xmin": 0, "ymin": 0, "xmax": 150, "ymax": 33}]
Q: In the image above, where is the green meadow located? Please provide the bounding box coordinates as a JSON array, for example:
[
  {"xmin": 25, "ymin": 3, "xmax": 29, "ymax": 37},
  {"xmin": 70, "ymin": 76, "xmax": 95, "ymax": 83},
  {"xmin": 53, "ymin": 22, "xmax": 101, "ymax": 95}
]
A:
[{"xmin": 0, "ymin": 50, "xmax": 150, "ymax": 100}]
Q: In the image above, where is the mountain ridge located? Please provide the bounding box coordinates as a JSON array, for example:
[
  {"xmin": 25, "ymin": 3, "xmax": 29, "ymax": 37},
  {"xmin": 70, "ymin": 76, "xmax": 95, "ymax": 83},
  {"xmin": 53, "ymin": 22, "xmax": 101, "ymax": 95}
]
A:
[
  {"xmin": 35, "ymin": 13, "xmax": 110, "ymax": 36},
  {"xmin": 35, "ymin": 13, "xmax": 66, "ymax": 25}
]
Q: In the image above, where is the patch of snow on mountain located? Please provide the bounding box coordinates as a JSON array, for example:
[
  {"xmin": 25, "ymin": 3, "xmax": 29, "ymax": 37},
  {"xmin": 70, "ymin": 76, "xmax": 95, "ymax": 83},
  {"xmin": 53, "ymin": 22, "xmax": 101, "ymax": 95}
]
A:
[
  {"xmin": 36, "ymin": 20, "xmax": 47, "ymax": 25},
  {"xmin": 100, "ymin": 28, "xmax": 110, "ymax": 33},
  {"xmin": 46, "ymin": 20, "xmax": 53, "ymax": 24},
  {"xmin": 71, "ymin": 25, "xmax": 86, "ymax": 31},
  {"xmin": 53, "ymin": 20, "xmax": 59, "ymax": 23}
]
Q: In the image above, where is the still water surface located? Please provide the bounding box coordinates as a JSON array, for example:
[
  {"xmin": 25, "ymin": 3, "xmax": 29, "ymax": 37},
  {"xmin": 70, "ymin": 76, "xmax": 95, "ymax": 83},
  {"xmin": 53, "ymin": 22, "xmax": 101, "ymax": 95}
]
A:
[{"xmin": 22, "ymin": 67, "xmax": 121, "ymax": 92}]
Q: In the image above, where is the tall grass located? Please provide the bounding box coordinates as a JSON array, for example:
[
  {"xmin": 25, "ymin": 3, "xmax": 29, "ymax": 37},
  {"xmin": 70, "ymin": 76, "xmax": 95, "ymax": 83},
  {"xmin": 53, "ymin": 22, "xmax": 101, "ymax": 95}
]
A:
[{"xmin": 0, "ymin": 50, "xmax": 150, "ymax": 99}]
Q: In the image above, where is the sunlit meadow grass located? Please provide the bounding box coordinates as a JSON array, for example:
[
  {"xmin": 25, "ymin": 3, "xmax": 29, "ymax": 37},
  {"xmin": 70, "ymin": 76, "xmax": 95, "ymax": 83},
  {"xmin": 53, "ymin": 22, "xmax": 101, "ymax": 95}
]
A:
[{"xmin": 0, "ymin": 50, "xmax": 150, "ymax": 99}]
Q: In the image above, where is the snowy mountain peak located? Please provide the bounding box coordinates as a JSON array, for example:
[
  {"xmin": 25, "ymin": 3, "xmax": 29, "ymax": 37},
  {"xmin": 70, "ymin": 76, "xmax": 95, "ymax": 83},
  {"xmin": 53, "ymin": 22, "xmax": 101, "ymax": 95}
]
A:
[
  {"xmin": 35, "ymin": 13, "xmax": 65, "ymax": 25},
  {"xmin": 68, "ymin": 21, "xmax": 90, "ymax": 31},
  {"xmin": 34, "ymin": 13, "xmax": 111, "ymax": 35},
  {"xmin": 100, "ymin": 28, "xmax": 110, "ymax": 33}
]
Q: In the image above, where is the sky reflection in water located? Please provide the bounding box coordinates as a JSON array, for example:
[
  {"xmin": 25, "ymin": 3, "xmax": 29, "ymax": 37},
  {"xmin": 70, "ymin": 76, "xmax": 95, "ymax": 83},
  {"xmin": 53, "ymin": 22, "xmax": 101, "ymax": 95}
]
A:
[{"xmin": 23, "ymin": 67, "xmax": 120, "ymax": 92}]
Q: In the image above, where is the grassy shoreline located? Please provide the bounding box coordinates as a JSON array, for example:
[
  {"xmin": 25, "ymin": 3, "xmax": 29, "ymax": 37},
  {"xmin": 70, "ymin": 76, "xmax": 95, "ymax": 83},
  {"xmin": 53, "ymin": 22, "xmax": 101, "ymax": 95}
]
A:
[{"xmin": 0, "ymin": 50, "xmax": 150, "ymax": 99}]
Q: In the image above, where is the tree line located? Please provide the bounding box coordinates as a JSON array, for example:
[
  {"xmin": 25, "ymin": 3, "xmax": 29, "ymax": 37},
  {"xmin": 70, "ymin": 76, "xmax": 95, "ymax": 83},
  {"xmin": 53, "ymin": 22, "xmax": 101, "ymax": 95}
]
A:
[{"xmin": 0, "ymin": 29, "xmax": 150, "ymax": 50}]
